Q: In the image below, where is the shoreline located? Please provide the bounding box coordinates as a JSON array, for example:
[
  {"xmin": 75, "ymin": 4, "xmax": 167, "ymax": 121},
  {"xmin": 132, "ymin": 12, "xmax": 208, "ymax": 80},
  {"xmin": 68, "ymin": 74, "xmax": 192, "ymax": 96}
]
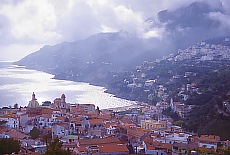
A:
[
  {"xmin": 0, "ymin": 63, "xmax": 140, "ymax": 110},
  {"xmin": 101, "ymin": 102, "xmax": 143, "ymax": 112}
]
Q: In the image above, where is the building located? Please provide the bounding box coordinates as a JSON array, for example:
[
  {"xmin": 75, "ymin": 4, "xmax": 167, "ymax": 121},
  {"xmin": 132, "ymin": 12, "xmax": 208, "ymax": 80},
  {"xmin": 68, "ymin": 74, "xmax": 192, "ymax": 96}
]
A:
[
  {"xmin": 0, "ymin": 113, "xmax": 19, "ymax": 129},
  {"xmin": 27, "ymin": 92, "xmax": 40, "ymax": 108},
  {"xmin": 141, "ymin": 120, "xmax": 167, "ymax": 130},
  {"xmin": 75, "ymin": 104, "xmax": 95, "ymax": 113},
  {"xmin": 52, "ymin": 123, "xmax": 69, "ymax": 139},
  {"xmin": 156, "ymin": 133, "xmax": 190, "ymax": 144},
  {"xmin": 198, "ymin": 135, "xmax": 220, "ymax": 150}
]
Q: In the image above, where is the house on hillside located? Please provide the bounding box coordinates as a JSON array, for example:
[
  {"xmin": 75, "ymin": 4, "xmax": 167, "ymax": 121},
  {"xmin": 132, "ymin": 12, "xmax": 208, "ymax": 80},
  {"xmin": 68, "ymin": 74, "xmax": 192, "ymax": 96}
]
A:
[
  {"xmin": 52, "ymin": 123, "xmax": 69, "ymax": 139},
  {"xmin": 198, "ymin": 135, "xmax": 220, "ymax": 150},
  {"xmin": 0, "ymin": 114, "xmax": 19, "ymax": 129}
]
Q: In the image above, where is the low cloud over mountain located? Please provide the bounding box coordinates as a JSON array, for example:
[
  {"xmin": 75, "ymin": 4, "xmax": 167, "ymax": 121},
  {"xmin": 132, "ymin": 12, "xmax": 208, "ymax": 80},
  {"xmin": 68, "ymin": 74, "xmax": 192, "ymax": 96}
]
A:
[{"xmin": 15, "ymin": 1, "xmax": 230, "ymax": 84}]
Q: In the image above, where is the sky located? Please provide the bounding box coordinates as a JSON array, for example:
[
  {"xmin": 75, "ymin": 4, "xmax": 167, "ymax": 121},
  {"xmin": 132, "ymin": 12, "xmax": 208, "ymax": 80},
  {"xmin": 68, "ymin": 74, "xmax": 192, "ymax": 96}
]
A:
[{"xmin": 0, "ymin": 0, "xmax": 229, "ymax": 61}]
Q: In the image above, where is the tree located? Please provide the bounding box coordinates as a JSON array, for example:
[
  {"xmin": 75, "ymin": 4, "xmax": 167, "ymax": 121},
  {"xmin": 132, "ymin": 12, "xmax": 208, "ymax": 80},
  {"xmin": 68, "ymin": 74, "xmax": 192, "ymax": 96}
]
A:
[
  {"xmin": 45, "ymin": 138, "xmax": 71, "ymax": 155},
  {"xmin": 42, "ymin": 133, "xmax": 52, "ymax": 145},
  {"xmin": 30, "ymin": 126, "xmax": 40, "ymax": 139},
  {"xmin": 0, "ymin": 138, "xmax": 20, "ymax": 155},
  {"xmin": 223, "ymin": 147, "xmax": 230, "ymax": 155}
]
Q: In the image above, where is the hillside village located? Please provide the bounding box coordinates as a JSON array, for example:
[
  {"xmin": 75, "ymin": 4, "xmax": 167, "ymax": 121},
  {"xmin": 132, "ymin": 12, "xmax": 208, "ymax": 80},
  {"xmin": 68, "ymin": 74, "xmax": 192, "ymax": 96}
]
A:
[
  {"xmin": 108, "ymin": 39, "xmax": 230, "ymax": 103},
  {"xmin": 0, "ymin": 91, "xmax": 230, "ymax": 155},
  {"xmin": 1, "ymin": 40, "xmax": 230, "ymax": 154}
]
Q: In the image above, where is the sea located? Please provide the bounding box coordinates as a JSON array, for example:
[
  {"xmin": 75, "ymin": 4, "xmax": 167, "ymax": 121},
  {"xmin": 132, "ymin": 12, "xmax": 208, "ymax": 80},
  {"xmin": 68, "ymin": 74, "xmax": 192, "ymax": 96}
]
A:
[{"xmin": 0, "ymin": 62, "xmax": 135, "ymax": 109}]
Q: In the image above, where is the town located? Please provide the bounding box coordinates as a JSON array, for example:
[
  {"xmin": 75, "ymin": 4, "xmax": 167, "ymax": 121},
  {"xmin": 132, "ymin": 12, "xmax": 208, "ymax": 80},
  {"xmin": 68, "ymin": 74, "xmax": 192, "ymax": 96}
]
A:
[
  {"xmin": 0, "ymin": 91, "xmax": 229, "ymax": 155},
  {"xmin": 1, "ymin": 40, "xmax": 230, "ymax": 155}
]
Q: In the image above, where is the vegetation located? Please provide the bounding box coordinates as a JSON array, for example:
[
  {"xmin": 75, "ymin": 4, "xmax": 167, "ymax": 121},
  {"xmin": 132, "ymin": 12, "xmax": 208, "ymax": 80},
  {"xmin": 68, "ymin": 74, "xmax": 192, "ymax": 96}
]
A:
[
  {"xmin": 45, "ymin": 138, "xmax": 71, "ymax": 155},
  {"xmin": 42, "ymin": 133, "xmax": 52, "ymax": 145},
  {"xmin": 109, "ymin": 58, "xmax": 230, "ymax": 139},
  {"xmin": 30, "ymin": 126, "xmax": 41, "ymax": 139},
  {"xmin": 184, "ymin": 68, "xmax": 230, "ymax": 140},
  {"xmin": 0, "ymin": 138, "xmax": 20, "ymax": 155},
  {"xmin": 162, "ymin": 107, "xmax": 180, "ymax": 121}
]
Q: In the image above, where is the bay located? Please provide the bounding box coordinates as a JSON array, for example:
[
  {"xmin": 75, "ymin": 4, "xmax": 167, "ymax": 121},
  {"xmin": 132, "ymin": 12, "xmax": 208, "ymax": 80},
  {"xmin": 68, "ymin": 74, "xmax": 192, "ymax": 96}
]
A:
[{"xmin": 0, "ymin": 62, "xmax": 135, "ymax": 109}]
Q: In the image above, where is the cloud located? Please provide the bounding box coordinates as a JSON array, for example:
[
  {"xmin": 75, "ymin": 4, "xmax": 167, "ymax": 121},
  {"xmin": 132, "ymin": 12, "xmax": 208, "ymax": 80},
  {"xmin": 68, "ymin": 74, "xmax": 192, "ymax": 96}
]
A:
[
  {"xmin": 56, "ymin": 0, "xmax": 146, "ymax": 41},
  {"xmin": 0, "ymin": 0, "xmax": 201, "ymax": 44},
  {"xmin": 209, "ymin": 12, "xmax": 230, "ymax": 29},
  {"xmin": 207, "ymin": 0, "xmax": 230, "ymax": 32},
  {"xmin": 0, "ymin": 0, "xmax": 229, "ymax": 61},
  {"xmin": 0, "ymin": 0, "xmax": 61, "ymax": 44}
]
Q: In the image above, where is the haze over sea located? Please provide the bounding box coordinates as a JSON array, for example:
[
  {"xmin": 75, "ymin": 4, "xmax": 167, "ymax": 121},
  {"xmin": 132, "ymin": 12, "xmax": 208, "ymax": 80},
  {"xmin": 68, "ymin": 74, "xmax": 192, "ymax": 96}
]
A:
[{"xmin": 0, "ymin": 62, "xmax": 135, "ymax": 109}]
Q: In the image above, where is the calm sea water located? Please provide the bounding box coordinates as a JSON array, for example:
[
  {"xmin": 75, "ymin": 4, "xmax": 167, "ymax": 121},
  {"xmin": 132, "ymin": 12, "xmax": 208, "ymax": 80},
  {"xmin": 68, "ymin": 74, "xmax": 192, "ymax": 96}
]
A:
[{"xmin": 0, "ymin": 62, "xmax": 135, "ymax": 109}]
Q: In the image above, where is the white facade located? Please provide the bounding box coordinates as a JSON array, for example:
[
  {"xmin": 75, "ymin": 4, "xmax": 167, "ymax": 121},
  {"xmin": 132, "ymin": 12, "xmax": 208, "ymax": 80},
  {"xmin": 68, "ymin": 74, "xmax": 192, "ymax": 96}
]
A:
[
  {"xmin": 0, "ymin": 117, "xmax": 19, "ymax": 129},
  {"xmin": 21, "ymin": 125, "xmax": 34, "ymax": 134},
  {"xmin": 156, "ymin": 133, "xmax": 189, "ymax": 144},
  {"xmin": 52, "ymin": 124, "xmax": 68, "ymax": 139},
  {"xmin": 198, "ymin": 141, "xmax": 218, "ymax": 149}
]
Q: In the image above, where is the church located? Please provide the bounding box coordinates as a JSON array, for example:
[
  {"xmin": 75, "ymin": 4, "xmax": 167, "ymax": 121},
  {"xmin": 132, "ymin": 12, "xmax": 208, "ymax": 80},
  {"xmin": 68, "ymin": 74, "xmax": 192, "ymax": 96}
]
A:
[
  {"xmin": 27, "ymin": 92, "xmax": 40, "ymax": 108},
  {"xmin": 52, "ymin": 94, "xmax": 70, "ymax": 113}
]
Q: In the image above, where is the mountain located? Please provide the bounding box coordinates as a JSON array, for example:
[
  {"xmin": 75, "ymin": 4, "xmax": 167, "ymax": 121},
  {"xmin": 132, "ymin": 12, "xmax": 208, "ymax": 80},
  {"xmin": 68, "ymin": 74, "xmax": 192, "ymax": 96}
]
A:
[
  {"xmin": 15, "ymin": 31, "xmax": 162, "ymax": 85},
  {"xmin": 105, "ymin": 38, "xmax": 230, "ymax": 139},
  {"xmin": 158, "ymin": 2, "xmax": 222, "ymax": 29},
  {"xmin": 15, "ymin": 1, "xmax": 230, "ymax": 86},
  {"xmin": 14, "ymin": 1, "xmax": 230, "ymax": 139},
  {"xmin": 155, "ymin": 1, "xmax": 228, "ymax": 49}
]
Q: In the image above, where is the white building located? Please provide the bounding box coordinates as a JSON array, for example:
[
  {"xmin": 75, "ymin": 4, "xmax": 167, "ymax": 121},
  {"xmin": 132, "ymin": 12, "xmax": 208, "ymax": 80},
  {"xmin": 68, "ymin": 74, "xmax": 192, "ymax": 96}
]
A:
[
  {"xmin": 0, "ymin": 114, "xmax": 19, "ymax": 129},
  {"xmin": 198, "ymin": 135, "xmax": 220, "ymax": 150},
  {"xmin": 156, "ymin": 133, "xmax": 190, "ymax": 144},
  {"xmin": 52, "ymin": 123, "xmax": 69, "ymax": 139},
  {"xmin": 75, "ymin": 104, "xmax": 95, "ymax": 113}
]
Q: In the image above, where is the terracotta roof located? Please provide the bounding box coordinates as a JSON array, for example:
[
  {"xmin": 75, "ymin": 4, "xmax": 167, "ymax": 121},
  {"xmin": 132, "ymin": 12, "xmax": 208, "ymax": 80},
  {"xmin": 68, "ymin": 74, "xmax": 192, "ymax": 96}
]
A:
[
  {"xmin": 99, "ymin": 144, "xmax": 129, "ymax": 153},
  {"xmin": 0, "ymin": 128, "xmax": 7, "ymax": 134},
  {"xmin": 147, "ymin": 141, "xmax": 172, "ymax": 151},
  {"xmin": 120, "ymin": 117, "xmax": 132, "ymax": 124},
  {"xmin": 62, "ymin": 142, "xmax": 77, "ymax": 149},
  {"xmin": 124, "ymin": 123, "xmax": 136, "ymax": 127},
  {"xmin": 188, "ymin": 135, "xmax": 199, "ymax": 144},
  {"xmin": 88, "ymin": 119, "xmax": 104, "ymax": 125},
  {"xmin": 197, "ymin": 146, "xmax": 216, "ymax": 153},
  {"xmin": 143, "ymin": 136, "xmax": 153, "ymax": 144},
  {"xmin": 159, "ymin": 143, "xmax": 173, "ymax": 150},
  {"xmin": 56, "ymin": 116, "xmax": 65, "ymax": 120},
  {"xmin": 40, "ymin": 114, "xmax": 51, "ymax": 118},
  {"xmin": 127, "ymin": 127, "xmax": 145, "ymax": 138},
  {"xmin": 70, "ymin": 118, "xmax": 82, "ymax": 124},
  {"xmin": 58, "ymin": 122, "xmax": 68, "ymax": 128},
  {"xmin": 79, "ymin": 137, "xmax": 120, "ymax": 146},
  {"xmin": 76, "ymin": 146, "xmax": 87, "ymax": 152},
  {"xmin": 6, "ymin": 130, "xmax": 26, "ymax": 140},
  {"xmin": 146, "ymin": 143, "xmax": 156, "ymax": 150},
  {"xmin": 96, "ymin": 114, "xmax": 111, "ymax": 120},
  {"xmin": 199, "ymin": 135, "xmax": 220, "ymax": 143},
  {"xmin": 41, "ymin": 108, "xmax": 54, "ymax": 114},
  {"xmin": 105, "ymin": 122, "xmax": 118, "ymax": 128},
  {"xmin": 0, "ymin": 114, "xmax": 18, "ymax": 119},
  {"xmin": 173, "ymin": 143, "xmax": 198, "ymax": 150}
]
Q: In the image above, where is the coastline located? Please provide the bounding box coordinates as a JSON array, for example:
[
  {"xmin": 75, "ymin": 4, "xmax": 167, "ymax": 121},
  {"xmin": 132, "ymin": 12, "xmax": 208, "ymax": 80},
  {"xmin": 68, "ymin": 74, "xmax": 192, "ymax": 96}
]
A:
[{"xmin": 0, "ymin": 63, "xmax": 139, "ymax": 109}]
